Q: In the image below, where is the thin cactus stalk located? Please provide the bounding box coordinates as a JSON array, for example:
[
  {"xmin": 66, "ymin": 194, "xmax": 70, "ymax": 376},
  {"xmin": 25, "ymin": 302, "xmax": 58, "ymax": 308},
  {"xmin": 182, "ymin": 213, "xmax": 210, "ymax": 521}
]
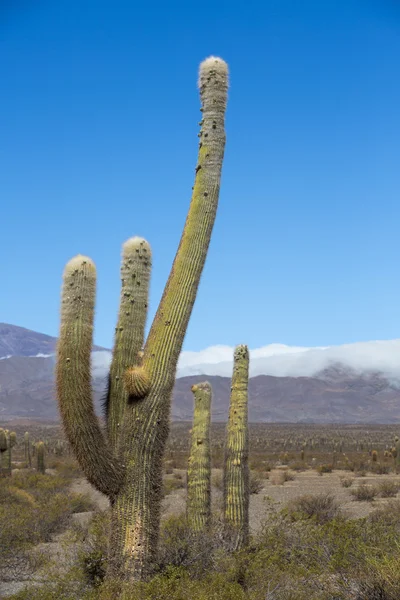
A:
[
  {"xmin": 223, "ymin": 345, "xmax": 250, "ymax": 550},
  {"xmin": 24, "ymin": 432, "xmax": 32, "ymax": 468},
  {"xmin": 37, "ymin": 441, "xmax": 45, "ymax": 474},
  {"xmin": 56, "ymin": 57, "xmax": 229, "ymax": 581},
  {"xmin": 395, "ymin": 437, "xmax": 400, "ymax": 470},
  {"xmin": 187, "ymin": 382, "xmax": 212, "ymax": 532}
]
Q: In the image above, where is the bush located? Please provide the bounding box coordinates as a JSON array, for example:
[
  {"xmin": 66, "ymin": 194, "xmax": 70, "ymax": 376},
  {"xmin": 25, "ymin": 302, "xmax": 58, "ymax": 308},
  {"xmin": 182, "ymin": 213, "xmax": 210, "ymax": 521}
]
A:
[
  {"xmin": 340, "ymin": 476, "xmax": 354, "ymax": 488},
  {"xmin": 249, "ymin": 472, "xmax": 264, "ymax": 494},
  {"xmin": 351, "ymin": 484, "xmax": 377, "ymax": 502},
  {"xmin": 368, "ymin": 499, "xmax": 400, "ymax": 526},
  {"xmin": 376, "ymin": 480, "xmax": 400, "ymax": 498},
  {"xmin": 285, "ymin": 493, "xmax": 342, "ymax": 525},
  {"xmin": 316, "ymin": 464, "xmax": 333, "ymax": 475},
  {"xmin": 269, "ymin": 469, "xmax": 295, "ymax": 485}
]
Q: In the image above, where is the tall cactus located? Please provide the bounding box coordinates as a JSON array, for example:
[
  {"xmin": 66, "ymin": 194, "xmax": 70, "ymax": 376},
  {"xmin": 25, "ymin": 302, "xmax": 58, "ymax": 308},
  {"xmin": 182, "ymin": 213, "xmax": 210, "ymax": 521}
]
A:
[
  {"xmin": 223, "ymin": 345, "xmax": 250, "ymax": 550},
  {"xmin": 37, "ymin": 441, "xmax": 45, "ymax": 474},
  {"xmin": 187, "ymin": 382, "xmax": 212, "ymax": 532},
  {"xmin": 24, "ymin": 432, "xmax": 32, "ymax": 468},
  {"xmin": 56, "ymin": 56, "xmax": 229, "ymax": 581}
]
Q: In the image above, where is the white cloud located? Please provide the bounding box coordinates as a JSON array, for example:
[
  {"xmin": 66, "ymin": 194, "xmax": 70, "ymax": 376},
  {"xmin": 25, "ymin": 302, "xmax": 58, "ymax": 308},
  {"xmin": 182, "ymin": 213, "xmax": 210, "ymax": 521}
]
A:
[
  {"xmin": 176, "ymin": 339, "xmax": 400, "ymax": 382},
  {"xmin": 91, "ymin": 351, "xmax": 112, "ymax": 378},
  {"xmin": 4, "ymin": 340, "xmax": 400, "ymax": 383}
]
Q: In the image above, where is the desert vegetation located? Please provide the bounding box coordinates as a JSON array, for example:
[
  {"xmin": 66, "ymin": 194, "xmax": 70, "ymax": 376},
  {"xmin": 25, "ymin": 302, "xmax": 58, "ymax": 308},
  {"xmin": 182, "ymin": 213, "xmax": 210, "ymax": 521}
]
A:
[{"xmin": 3, "ymin": 412, "xmax": 400, "ymax": 598}]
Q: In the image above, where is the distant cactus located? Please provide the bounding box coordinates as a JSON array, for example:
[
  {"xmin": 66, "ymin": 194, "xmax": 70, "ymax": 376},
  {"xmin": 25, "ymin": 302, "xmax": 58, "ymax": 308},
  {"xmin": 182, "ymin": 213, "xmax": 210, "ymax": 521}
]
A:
[
  {"xmin": 24, "ymin": 432, "xmax": 32, "ymax": 467},
  {"xmin": 0, "ymin": 430, "xmax": 12, "ymax": 475},
  {"xmin": 187, "ymin": 382, "xmax": 212, "ymax": 532},
  {"xmin": 37, "ymin": 441, "xmax": 46, "ymax": 474},
  {"xmin": 9, "ymin": 432, "xmax": 17, "ymax": 448},
  {"xmin": 372, "ymin": 450, "xmax": 378, "ymax": 463},
  {"xmin": 395, "ymin": 437, "xmax": 400, "ymax": 469},
  {"xmin": 0, "ymin": 428, "xmax": 6, "ymax": 453},
  {"xmin": 223, "ymin": 345, "xmax": 250, "ymax": 550},
  {"xmin": 56, "ymin": 57, "xmax": 229, "ymax": 581}
]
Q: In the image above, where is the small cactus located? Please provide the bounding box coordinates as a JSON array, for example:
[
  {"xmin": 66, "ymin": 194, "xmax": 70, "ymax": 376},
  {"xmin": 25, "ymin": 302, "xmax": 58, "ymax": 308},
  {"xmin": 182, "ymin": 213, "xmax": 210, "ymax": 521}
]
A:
[
  {"xmin": 187, "ymin": 382, "xmax": 212, "ymax": 532},
  {"xmin": 37, "ymin": 441, "xmax": 46, "ymax": 474}
]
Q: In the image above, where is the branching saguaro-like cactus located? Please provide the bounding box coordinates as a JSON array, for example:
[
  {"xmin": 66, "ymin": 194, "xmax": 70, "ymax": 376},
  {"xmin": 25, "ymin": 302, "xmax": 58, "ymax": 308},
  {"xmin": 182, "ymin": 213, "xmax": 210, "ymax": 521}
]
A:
[
  {"xmin": 56, "ymin": 56, "xmax": 229, "ymax": 581},
  {"xmin": 223, "ymin": 345, "xmax": 250, "ymax": 550},
  {"xmin": 187, "ymin": 382, "xmax": 212, "ymax": 532},
  {"xmin": 37, "ymin": 441, "xmax": 45, "ymax": 474}
]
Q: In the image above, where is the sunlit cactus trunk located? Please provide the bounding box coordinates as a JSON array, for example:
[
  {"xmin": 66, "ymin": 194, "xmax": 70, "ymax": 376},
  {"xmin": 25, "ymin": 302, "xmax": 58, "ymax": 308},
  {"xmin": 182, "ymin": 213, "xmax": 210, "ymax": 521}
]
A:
[
  {"xmin": 223, "ymin": 345, "xmax": 250, "ymax": 550},
  {"xmin": 187, "ymin": 382, "xmax": 212, "ymax": 532},
  {"xmin": 37, "ymin": 441, "xmax": 46, "ymax": 474},
  {"xmin": 56, "ymin": 57, "xmax": 229, "ymax": 581}
]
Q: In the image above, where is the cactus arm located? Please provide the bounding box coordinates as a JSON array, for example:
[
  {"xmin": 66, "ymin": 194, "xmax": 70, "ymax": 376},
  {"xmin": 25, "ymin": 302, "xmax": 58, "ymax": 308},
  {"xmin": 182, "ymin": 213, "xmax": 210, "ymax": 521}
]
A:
[
  {"xmin": 107, "ymin": 237, "xmax": 152, "ymax": 448},
  {"xmin": 56, "ymin": 255, "xmax": 124, "ymax": 497},
  {"xmin": 143, "ymin": 57, "xmax": 229, "ymax": 387},
  {"xmin": 223, "ymin": 345, "xmax": 250, "ymax": 549},
  {"xmin": 187, "ymin": 382, "xmax": 212, "ymax": 531},
  {"xmin": 107, "ymin": 57, "xmax": 229, "ymax": 581}
]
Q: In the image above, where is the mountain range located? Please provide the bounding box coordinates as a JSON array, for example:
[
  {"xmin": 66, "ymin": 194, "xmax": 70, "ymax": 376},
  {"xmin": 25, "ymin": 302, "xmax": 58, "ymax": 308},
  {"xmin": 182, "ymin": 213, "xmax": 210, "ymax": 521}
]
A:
[{"xmin": 1, "ymin": 323, "xmax": 400, "ymax": 424}]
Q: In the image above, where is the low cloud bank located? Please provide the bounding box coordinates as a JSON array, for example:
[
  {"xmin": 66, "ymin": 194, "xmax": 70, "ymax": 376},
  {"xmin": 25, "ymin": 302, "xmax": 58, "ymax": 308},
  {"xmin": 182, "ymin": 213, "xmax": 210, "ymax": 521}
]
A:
[{"xmin": 89, "ymin": 339, "xmax": 400, "ymax": 383}]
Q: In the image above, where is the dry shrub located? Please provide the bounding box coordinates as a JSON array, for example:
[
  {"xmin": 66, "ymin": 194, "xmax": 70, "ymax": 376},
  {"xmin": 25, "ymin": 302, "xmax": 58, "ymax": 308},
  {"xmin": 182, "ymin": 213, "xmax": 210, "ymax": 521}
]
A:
[
  {"xmin": 316, "ymin": 464, "xmax": 333, "ymax": 475},
  {"xmin": 269, "ymin": 469, "xmax": 295, "ymax": 485},
  {"xmin": 340, "ymin": 476, "xmax": 355, "ymax": 488},
  {"xmin": 368, "ymin": 499, "xmax": 400, "ymax": 526},
  {"xmin": 351, "ymin": 483, "xmax": 377, "ymax": 502},
  {"xmin": 285, "ymin": 493, "xmax": 342, "ymax": 524},
  {"xmin": 249, "ymin": 471, "xmax": 264, "ymax": 494},
  {"xmin": 376, "ymin": 480, "xmax": 400, "ymax": 498}
]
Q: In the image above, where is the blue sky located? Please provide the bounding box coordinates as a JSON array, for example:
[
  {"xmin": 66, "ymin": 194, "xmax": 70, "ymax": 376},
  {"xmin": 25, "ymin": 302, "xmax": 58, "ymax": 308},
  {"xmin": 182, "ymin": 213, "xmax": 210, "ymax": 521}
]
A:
[{"xmin": 1, "ymin": 0, "xmax": 400, "ymax": 351}]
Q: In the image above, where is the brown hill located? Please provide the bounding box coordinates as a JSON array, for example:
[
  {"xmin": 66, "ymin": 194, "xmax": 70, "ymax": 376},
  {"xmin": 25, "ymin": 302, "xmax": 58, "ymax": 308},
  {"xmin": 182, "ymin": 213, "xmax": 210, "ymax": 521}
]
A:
[{"xmin": 1, "ymin": 324, "xmax": 400, "ymax": 424}]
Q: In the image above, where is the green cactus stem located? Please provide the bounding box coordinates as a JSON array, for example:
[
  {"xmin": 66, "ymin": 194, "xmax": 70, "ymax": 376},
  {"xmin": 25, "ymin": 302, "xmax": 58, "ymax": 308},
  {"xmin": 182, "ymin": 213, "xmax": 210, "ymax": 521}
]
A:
[
  {"xmin": 187, "ymin": 382, "xmax": 212, "ymax": 532},
  {"xmin": 0, "ymin": 428, "xmax": 7, "ymax": 453},
  {"xmin": 37, "ymin": 441, "xmax": 45, "ymax": 474},
  {"xmin": 56, "ymin": 56, "xmax": 229, "ymax": 581},
  {"xmin": 24, "ymin": 432, "xmax": 32, "ymax": 467},
  {"xmin": 223, "ymin": 345, "xmax": 250, "ymax": 550}
]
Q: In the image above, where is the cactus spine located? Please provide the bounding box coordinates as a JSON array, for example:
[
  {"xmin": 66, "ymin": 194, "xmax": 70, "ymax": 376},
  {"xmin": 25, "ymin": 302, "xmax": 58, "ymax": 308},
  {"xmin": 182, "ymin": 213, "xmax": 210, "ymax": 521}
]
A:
[
  {"xmin": 187, "ymin": 382, "xmax": 212, "ymax": 532},
  {"xmin": 24, "ymin": 432, "xmax": 32, "ymax": 468},
  {"xmin": 223, "ymin": 345, "xmax": 250, "ymax": 549},
  {"xmin": 37, "ymin": 441, "xmax": 45, "ymax": 474},
  {"xmin": 56, "ymin": 57, "xmax": 229, "ymax": 581}
]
